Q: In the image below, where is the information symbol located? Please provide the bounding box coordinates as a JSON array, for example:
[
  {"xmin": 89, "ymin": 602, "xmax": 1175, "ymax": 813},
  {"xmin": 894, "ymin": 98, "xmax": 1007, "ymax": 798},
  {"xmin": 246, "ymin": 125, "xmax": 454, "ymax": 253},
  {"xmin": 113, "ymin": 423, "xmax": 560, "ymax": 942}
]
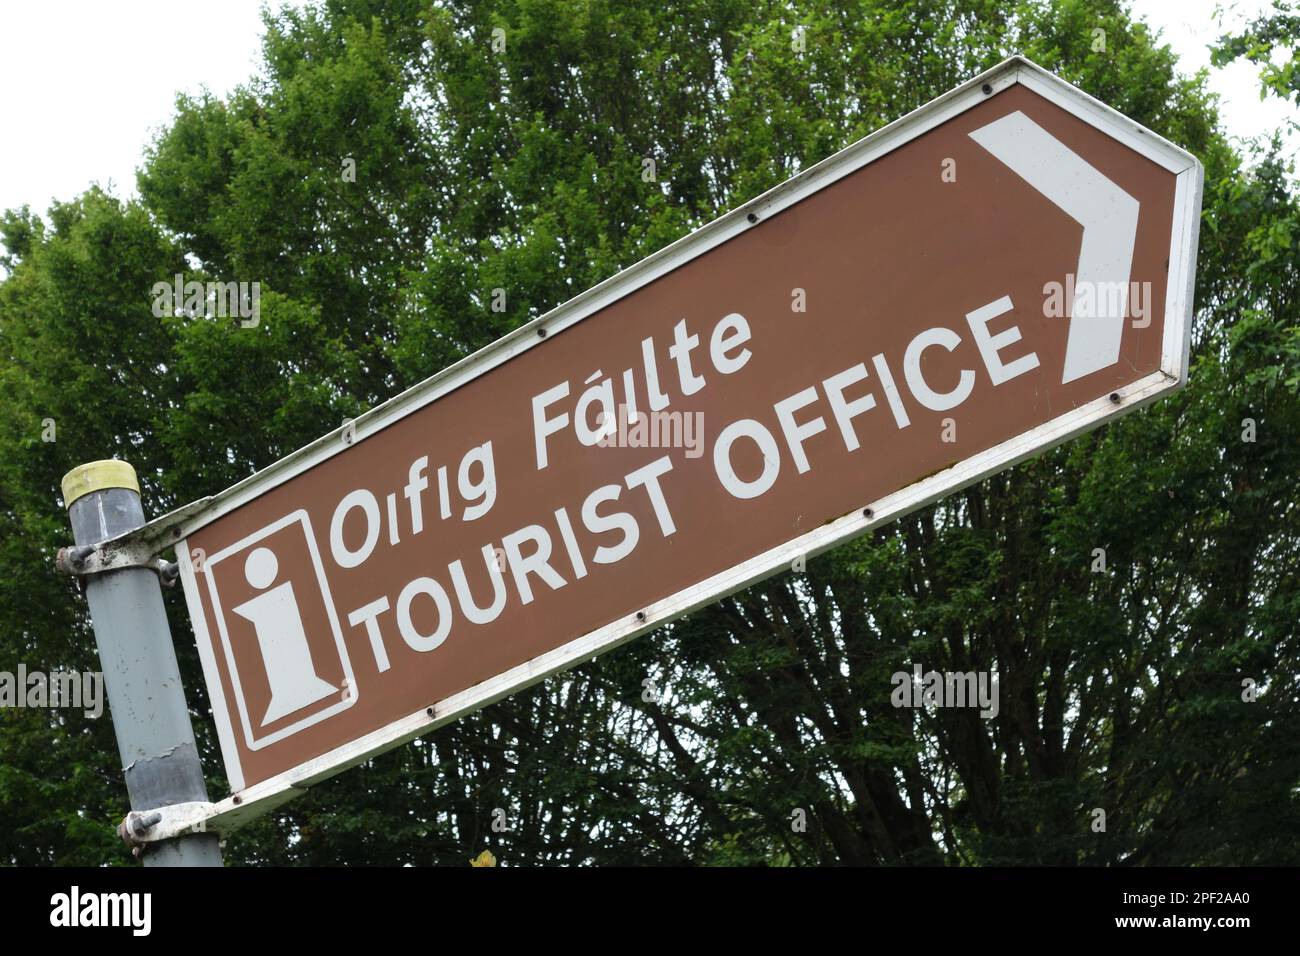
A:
[{"xmin": 232, "ymin": 546, "xmax": 337, "ymax": 726}]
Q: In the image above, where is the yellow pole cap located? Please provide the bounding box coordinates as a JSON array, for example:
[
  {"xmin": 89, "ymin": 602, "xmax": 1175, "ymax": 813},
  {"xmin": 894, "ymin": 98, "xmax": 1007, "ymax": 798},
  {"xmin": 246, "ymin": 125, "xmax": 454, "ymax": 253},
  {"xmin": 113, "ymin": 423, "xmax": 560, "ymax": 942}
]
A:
[{"xmin": 61, "ymin": 460, "xmax": 140, "ymax": 509}]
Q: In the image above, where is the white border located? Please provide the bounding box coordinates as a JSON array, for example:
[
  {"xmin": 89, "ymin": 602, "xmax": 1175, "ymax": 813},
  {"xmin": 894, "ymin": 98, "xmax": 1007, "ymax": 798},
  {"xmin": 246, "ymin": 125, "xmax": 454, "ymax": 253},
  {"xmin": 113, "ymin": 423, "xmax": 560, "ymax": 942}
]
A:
[
  {"xmin": 175, "ymin": 56, "xmax": 1203, "ymax": 817},
  {"xmin": 178, "ymin": 545, "xmax": 246, "ymax": 791}
]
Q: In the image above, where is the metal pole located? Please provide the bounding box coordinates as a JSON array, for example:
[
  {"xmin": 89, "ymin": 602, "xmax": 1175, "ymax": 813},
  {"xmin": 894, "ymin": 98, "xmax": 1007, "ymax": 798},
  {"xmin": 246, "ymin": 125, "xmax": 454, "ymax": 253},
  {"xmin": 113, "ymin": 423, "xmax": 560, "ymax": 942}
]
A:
[{"xmin": 62, "ymin": 460, "xmax": 223, "ymax": 867}]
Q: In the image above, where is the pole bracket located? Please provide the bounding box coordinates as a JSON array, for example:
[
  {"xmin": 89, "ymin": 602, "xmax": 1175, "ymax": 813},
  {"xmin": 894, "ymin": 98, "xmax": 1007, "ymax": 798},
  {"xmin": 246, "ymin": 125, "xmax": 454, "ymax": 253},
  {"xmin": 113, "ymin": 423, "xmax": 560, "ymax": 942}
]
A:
[
  {"xmin": 118, "ymin": 802, "xmax": 222, "ymax": 852},
  {"xmin": 54, "ymin": 495, "xmax": 215, "ymax": 587},
  {"xmin": 116, "ymin": 784, "xmax": 307, "ymax": 855},
  {"xmin": 56, "ymin": 543, "xmax": 179, "ymax": 587}
]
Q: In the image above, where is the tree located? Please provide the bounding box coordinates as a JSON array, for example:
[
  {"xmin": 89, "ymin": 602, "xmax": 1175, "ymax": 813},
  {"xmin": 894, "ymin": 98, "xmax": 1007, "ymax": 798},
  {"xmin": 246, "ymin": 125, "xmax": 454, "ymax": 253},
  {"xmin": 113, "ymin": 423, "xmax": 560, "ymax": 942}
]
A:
[
  {"xmin": 1, "ymin": 0, "xmax": 1296, "ymax": 866},
  {"xmin": 1212, "ymin": 0, "xmax": 1300, "ymax": 108}
]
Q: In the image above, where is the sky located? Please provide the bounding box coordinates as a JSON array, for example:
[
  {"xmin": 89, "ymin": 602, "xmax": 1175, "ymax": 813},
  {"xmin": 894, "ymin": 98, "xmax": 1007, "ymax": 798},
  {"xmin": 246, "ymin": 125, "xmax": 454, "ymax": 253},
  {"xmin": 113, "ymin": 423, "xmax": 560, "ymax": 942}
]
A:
[
  {"xmin": 0, "ymin": 0, "xmax": 1294, "ymax": 219},
  {"xmin": 0, "ymin": 0, "xmax": 277, "ymax": 218}
]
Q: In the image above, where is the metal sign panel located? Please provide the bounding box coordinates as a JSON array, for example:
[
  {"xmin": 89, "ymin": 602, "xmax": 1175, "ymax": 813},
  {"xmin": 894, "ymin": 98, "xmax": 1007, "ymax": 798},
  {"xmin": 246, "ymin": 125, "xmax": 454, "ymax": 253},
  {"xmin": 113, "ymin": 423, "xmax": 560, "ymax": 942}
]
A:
[{"xmin": 171, "ymin": 56, "xmax": 1202, "ymax": 803}]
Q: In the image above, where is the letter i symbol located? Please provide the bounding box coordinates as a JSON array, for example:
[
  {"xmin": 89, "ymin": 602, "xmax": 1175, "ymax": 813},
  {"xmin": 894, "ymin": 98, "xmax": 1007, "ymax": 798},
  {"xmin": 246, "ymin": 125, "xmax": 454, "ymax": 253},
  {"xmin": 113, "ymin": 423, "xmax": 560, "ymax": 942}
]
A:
[{"xmin": 232, "ymin": 547, "xmax": 337, "ymax": 726}]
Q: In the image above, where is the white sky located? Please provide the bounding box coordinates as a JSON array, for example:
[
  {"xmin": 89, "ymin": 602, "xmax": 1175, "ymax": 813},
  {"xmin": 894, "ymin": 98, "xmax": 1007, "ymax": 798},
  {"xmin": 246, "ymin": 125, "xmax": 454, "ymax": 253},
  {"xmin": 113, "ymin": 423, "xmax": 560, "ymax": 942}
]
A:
[
  {"xmin": 0, "ymin": 0, "xmax": 1294, "ymax": 219},
  {"xmin": 1129, "ymin": 0, "xmax": 1297, "ymax": 156}
]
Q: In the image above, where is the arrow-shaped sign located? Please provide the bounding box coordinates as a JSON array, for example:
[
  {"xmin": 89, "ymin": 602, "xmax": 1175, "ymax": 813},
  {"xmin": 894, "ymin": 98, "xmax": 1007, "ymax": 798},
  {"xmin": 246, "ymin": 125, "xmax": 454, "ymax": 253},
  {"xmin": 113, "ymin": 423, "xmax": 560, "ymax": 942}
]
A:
[{"xmin": 166, "ymin": 57, "xmax": 1201, "ymax": 810}]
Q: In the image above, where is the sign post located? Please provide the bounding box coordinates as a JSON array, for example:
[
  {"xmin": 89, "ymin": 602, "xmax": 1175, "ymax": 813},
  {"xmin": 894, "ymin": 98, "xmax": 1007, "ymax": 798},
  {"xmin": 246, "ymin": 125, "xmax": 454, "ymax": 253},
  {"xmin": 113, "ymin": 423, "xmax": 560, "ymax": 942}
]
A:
[
  {"xmin": 63, "ymin": 56, "xmax": 1203, "ymax": 841},
  {"xmin": 61, "ymin": 461, "xmax": 223, "ymax": 866}
]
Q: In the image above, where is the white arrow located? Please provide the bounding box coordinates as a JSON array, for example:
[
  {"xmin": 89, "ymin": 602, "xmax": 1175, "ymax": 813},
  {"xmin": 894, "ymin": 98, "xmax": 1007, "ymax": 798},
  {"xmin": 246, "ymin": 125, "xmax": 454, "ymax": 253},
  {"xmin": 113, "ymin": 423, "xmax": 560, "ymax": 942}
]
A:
[{"xmin": 969, "ymin": 110, "xmax": 1140, "ymax": 384}]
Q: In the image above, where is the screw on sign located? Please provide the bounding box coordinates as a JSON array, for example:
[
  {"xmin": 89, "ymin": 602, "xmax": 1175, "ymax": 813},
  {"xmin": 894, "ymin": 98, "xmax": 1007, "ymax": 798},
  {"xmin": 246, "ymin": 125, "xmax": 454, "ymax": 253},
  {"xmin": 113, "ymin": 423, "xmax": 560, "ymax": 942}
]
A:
[{"xmin": 157, "ymin": 57, "xmax": 1199, "ymax": 812}]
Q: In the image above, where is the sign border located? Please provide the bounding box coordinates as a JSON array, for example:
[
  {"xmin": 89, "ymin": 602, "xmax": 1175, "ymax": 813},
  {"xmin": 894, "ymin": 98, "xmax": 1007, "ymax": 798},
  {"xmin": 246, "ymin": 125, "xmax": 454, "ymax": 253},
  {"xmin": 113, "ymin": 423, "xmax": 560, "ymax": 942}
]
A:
[{"xmin": 174, "ymin": 55, "xmax": 1203, "ymax": 812}]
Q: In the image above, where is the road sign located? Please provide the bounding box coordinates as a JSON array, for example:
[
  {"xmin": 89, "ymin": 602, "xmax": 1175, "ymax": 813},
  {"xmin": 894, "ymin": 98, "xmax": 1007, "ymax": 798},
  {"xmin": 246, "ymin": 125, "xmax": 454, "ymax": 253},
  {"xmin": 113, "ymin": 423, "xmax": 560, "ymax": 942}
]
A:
[{"xmin": 169, "ymin": 56, "xmax": 1202, "ymax": 802}]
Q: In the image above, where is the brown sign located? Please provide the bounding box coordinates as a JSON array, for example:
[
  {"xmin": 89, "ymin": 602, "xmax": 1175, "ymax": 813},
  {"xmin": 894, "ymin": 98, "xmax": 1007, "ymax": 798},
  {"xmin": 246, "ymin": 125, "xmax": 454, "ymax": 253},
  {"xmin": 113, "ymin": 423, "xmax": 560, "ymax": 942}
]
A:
[{"xmin": 176, "ymin": 57, "xmax": 1201, "ymax": 796}]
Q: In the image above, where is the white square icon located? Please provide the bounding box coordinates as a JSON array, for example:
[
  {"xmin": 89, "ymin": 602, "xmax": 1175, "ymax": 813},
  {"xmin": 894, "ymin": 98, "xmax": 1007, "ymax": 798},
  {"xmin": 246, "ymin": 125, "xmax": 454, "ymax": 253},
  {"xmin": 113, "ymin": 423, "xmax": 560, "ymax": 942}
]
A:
[{"xmin": 203, "ymin": 510, "xmax": 356, "ymax": 750}]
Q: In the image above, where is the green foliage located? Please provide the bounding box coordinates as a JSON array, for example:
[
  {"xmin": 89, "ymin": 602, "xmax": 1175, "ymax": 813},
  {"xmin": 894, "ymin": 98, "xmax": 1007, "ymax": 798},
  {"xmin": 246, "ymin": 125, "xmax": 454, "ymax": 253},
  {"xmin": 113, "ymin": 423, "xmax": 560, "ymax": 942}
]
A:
[
  {"xmin": 1212, "ymin": 0, "xmax": 1300, "ymax": 106},
  {"xmin": 1, "ymin": 0, "xmax": 1296, "ymax": 865}
]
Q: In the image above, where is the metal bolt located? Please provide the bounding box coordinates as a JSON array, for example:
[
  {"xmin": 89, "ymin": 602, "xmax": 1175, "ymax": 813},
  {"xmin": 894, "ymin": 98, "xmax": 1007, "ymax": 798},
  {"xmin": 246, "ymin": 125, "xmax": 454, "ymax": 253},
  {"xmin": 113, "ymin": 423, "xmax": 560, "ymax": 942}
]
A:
[
  {"xmin": 130, "ymin": 810, "xmax": 163, "ymax": 837},
  {"xmin": 426, "ymin": 706, "xmax": 435, "ymax": 717},
  {"xmin": 863, "ymin": 508, "xmax": 874, "ymax": 519},
  {"xmin": 636, "ymin": 611, "xmax": 647, "ymax": 622},
  {"xmin": 232, "ymin": 795, "xmax": 242, "ymax": 805},
  {"xmin": 746, "ymin": 212, "xmax": 759, "ymax": 224},
  {"xmin": 159, "ymin": 560, "xmax": 179, "ymax": 587},
  {"xmin": 56, "ymin": 545, "xmax": 94, "ymax": 575},
  {"xmin": 537, "ymin": 327, "xmax": 548, "ymax": 338},
  {"xmin": 1109, "ymin": 392, "xmax": 1120, "ymax": 404},
  {"xmin": 981, "ymin": 83, "xmax": 993, "ymax": 95}
]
